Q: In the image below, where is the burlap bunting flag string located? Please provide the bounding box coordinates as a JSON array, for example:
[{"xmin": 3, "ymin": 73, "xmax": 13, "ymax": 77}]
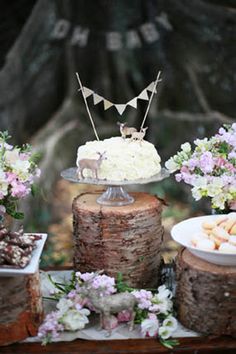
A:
[{"xmin": 79, "ymin": 79, "xmax": 161, "ymax": 115}]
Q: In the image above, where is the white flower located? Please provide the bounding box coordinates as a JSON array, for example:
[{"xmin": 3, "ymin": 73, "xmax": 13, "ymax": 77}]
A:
[
  {"xmin": 62, "ymin": 308, "xmax": 90, "ymax": 331},
  {"xmin": 206, "ymin": 178, "xmax": 223, "ymax": 197},
  {"xmin": 56, "ymin": 298, "xmax": 73, "ymax": 315},
  {"xmin": 191, "ymin": 186, "xmax": 203, "ymax": 201},
  {"xmin": 181, "ymin": 142, "xmax": 191, "ymax": 153},
  {"xmin": 4, "ymin": 149, "xmax": 20, "ymax": 164},
  {"xmin": 157, "ymin": 285, "xmax": 172, "ymax": 300},
  {"xmin": 193, "ymin": 176, "xmax": 208, "ymax": 188},
  {"xmin": 0, "ymin": 169, "xmax": 8, "ymax": 198},
  {"xmin": 194, "ymin": 138, "xmax": 210, "ymax": 151},
  {"xmin": 162, "ymin": 315, "xmax": 178, "ymax": 333},
  {"xmin": 165, "ymin": 157, "xmax": 179, "ymax": 172},
  {"xmin": 159, "ymin": 325, "xmax": 172, "ymax": 339},
  {"xmin": 212, "ymin": 193, "xmax": 228, "ymax": 210},
  {"xmin": 141, "ymin": 314, "xmax": 159, "ymax": 337}
]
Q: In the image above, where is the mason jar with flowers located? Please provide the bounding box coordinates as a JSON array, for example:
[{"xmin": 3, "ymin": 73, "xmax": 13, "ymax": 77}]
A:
[{"xmin": 165, "ymin": 124, "xmax": 236, "ymax": 212}]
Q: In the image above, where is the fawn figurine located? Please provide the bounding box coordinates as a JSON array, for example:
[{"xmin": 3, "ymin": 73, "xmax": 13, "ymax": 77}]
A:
[
  {"xmin": 85, "ymin": 289, "xmax": 137, "ymax": 336},
  {"xmin": 131, "ymin": 127, "xmax": 148, "ymax": 142},
  {"xmin": 77, "ymin": 152, "xmax": 106, "ymax": 179},
  {"xmin": 117, "ymin": 122, "xmax": 137, "ymax": 139}
]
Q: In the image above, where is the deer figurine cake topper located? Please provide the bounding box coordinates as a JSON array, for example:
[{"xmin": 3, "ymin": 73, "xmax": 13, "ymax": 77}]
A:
[{"xmin": 77, "ymin": 151, "xmax": 107, "ymax": 179}]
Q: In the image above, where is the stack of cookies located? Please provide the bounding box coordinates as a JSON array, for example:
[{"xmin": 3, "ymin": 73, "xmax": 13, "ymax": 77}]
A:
[{"xmin": 190, "ymin": 214, "xmax": 236, "ymax": 253}]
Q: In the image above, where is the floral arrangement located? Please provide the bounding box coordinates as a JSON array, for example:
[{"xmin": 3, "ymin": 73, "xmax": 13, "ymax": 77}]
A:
[
  {"xmin": 38, "ymin": 271, "xmax": 178, "ymax": 348},
  {"xmin": 0, "ymin": 131, "xmax": 40, "ymax": 220},
  {"xmin": 165, "ymin": 124, "xmax": 236, "ymax": 210}
]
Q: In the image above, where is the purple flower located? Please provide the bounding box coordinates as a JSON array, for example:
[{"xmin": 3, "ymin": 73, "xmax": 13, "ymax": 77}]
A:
[{"xmin": 199, "ymin": 152, "xmax": 214, "ymax": 173}]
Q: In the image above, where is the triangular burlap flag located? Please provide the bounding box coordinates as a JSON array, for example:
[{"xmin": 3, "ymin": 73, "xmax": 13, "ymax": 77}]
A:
[
  {"xmin": 83, "ymin": 87, "xmax": 94, "ymax": 98},
  {"xmin": 127, "ymin": 97, "xmax": 138, "ymax": 109},
  {"xmin": 115, "ymin": 104, "xmax": 127, "ymax": 115},
  {"xmin": 138, "ymin": 89, "xmax": 149, "ymax": 100},
  {"xmin": 146, "ymin": 81, "xmax": 157, "ymax": 93},
  {"xmin": 93, "ymin": 93, "xmax": 103, "ymax": 105},
  {"xmin": 103, "ymin": 99, "xmax": 113, "ymax": 110}
]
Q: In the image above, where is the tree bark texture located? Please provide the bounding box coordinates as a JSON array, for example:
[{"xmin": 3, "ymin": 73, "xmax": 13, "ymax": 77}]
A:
[
  {"xmin": 175, "ymin": 249, "xmax": 236, "ymax": 337},
  {"xmin": 72, "ymin": 192, "xmax": 164, "ymax": 288},
  {"xmin": 0, "ymin": 271, "xmax": 43, "ymax": 346}
]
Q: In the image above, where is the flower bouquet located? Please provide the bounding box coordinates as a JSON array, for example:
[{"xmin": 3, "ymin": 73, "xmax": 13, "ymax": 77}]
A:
[
  {"xmin": 0, "ymin": 131, "xmax": 42, "ymax": 269},
  {"xmin": 38, "ymin": 271, "xmax": 178, "ymax": 348},
  {"xmin": 0, "ymin": 131, "xmax": 40, "ymax": 221},
  {"xmin": 165, "ymin": 124, "xmax": 236, "ymax": 211}
]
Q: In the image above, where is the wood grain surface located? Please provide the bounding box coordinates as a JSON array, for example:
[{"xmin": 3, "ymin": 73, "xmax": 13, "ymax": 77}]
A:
[
  {"xmin": 0, "ymin": 271, "xmax": 43, "ymax": 346},
  {"xmin": 176, "ymin": 249, "xmax": 236, "ymax": 337},
  {"xmin": 1, "ymin": 336, "xmax": 236, "ymax": 353},
  {"xmin": 73, "ymin": 192, "xmax": 164, "ymax": 288}
]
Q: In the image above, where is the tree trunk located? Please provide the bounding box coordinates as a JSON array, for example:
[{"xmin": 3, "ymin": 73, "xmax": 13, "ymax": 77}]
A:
[
  {"xmin": 72, "ymin": 191, "xmax": 164, "ymax": 288},
  {"xmin": 0, "ymin": 271, "xmax": 43, "ymax": 346},
  {"xmin": 175, "ymin": 249, "xmax": 236, "ymax": 337}
]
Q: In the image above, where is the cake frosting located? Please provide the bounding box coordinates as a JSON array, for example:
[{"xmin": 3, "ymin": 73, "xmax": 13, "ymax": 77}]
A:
[{"xmin": 76, "ymin": 137, "xmax": 161, "ymax": 181}]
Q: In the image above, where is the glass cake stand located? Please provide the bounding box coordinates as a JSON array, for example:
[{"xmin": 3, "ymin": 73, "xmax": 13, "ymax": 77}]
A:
[{"xmin": 61, "ymin": 167, "xmax": 169, "ymax": 207}]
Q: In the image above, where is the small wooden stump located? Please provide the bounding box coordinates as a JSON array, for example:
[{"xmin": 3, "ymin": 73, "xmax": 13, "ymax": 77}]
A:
[
  {"xmin": 73, "ymin": 192, "xmax": 164, "ymax": 288},
  {"xmin": 0, "ymin": 271, "xmax": 43, "ymax": 346},
  {"xmin": 176, "ymin": 249, "xmax": 236, "ymax": 337}
]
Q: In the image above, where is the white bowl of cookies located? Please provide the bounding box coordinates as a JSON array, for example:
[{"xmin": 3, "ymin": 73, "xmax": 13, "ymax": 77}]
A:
[{"xmin": 171, "ymin": 214, "xmax": 236, "ymax": 266}]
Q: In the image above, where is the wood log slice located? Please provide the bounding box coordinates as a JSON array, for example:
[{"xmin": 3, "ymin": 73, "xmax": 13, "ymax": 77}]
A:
[
  {"xmin": 176, "ymin": 249, "xmax": 236, "ymax": 337},
  {"xmin": 72, "ymin": 192, "xmax": 164, "ymax": 288},
  {"xmin": 0, "ymin": 271, "xmax": 43, "ymax": 346}
]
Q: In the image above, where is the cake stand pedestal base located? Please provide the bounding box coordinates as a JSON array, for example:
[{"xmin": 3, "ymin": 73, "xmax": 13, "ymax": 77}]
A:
[{"xmin": 96, "ymin": 186, "xmax": 134, "ymax": 206}]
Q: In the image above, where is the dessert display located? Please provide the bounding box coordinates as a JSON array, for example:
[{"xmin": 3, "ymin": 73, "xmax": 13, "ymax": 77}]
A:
[
  {"xmin": 76, "ymin": 136, "xmax": 161, "ymax": 181},
  {"xmin": 190, "ymin": 215, "xmax": 236, "ymax": 253},
  {"xmin": 0, "ymin": 225, "xmax": 42, "ymax": 268}
]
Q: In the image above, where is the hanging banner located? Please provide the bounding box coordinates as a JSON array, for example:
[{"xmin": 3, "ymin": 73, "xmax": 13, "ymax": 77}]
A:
[
  {"xmin": 50, "ymin": 13, "xmax": 172, "ymax": 50},
  {"xmin": 77, "ymin": 77, "xmax": 162, "ymax": 116}
]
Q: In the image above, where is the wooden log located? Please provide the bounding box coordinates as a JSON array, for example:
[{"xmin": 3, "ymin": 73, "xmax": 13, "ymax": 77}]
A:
[
  {"xmin": 72, "ymin": 192, "xmax": 164, "ymax": 288},
  {"xmin": 0, "ymin": 271, "xmax": 43, "ymax": 346},
  {"xmin": 176, "ymin": 249, "xmax": 236, "ymax": 337}
]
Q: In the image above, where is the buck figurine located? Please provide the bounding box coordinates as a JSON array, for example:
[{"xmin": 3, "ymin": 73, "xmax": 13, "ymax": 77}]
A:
[
  {"xmin": 131, "ymin": 127, "xmax": 148, "ymax": 142},
  {"xmin": 77, "ymin": 152, "xmax": 106, "ymax": 179},
  {"xmin": 83, "ymin": 280, "xmax": 138, "ymax": 336},
  {"xmin": 117, "ymin": 122, "xmax": 137, "ymax": 139},
  {"xmin": 85, "ymin": 289, "xmax": 138, "ymax": 336}
]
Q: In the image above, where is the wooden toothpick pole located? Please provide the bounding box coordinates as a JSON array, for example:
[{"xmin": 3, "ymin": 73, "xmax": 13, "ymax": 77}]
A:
[
  {"xmin": 76, "ymin": 72, "xmax": 100, "ymax": 141},
  {"xmin": 140, "ymin": 71, "xmax": 162, "ymax": 131}
]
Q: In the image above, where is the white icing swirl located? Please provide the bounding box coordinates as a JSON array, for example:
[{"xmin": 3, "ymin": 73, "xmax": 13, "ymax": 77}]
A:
[{"xmin": 76, "ymin": 137, "xmax": 161, "ymax": 181}]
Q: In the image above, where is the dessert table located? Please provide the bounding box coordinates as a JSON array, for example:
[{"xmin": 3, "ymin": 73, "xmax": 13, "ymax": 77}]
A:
[
  {"xmin": 1, "ymin": 333, "xmax": 236, "ymax": 353},
  {"xmin": 1, "ymin": 266, "xmax": 236, "ymax": 354}
]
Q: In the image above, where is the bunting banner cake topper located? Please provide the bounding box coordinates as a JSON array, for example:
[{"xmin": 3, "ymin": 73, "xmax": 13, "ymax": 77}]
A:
[
  {"xmin": 76, "ymin": 76, "xmax": 162, "ymax": 116},
  {"xmin": 75, "ymin": 71, "xmax": 162, "ymax": 141}
]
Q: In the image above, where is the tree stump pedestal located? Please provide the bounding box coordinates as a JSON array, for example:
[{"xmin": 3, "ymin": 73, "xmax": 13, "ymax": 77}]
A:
[
  {"xmin": 176, "ymin": 249, "xmax": 236, "ymax": 337},
  {"xmin": 0, "ymin": 271, "xmax": 43, "ymax": 346},
  {"xmin": 72, "ymin": 191, "xmax": 164, "ymax": 288}
]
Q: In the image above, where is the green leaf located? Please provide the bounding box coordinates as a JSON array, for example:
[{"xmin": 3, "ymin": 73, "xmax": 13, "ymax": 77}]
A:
[
  {"xmin": 159, "ymin": 338, "xmax": 179, "ymax": 349},
  {"xmin": 31, "ymin": 184, "xmax": 40, "ymax": 197}
]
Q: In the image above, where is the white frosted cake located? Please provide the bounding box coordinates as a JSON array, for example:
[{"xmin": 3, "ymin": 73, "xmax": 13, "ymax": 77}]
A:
[{"xmin": 76, "ymin": 137, "xmax": 161, "ymax": 181}]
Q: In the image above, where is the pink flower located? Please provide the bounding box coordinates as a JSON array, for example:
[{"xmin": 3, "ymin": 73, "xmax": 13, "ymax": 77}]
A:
[
  {"xmin": 102, "ymin": 315, "xmax": 118, "ymax": 331},
  {"xmin": 117, "ymin": 310, "xmax": 132, "ymax": 323},
  {"xmin": 19, "ymin": 153, "xmax": 30, "ymax": 160},
  {"xmin": 6, "ymin": 172, "xmax": 17, "ymax": 183},
  {"xmin": 199, "ymin": 151, "xmax": 214, "ymax": 173},
  {"xmin": 11, "ymin": 181, "xmax": 28, "ymax": 198}
]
